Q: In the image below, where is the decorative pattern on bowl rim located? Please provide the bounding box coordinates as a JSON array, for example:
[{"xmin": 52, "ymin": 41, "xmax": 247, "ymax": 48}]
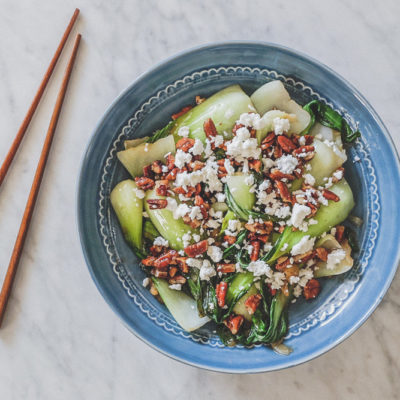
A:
[{"xmin": 98, "ymin": 66, "xmax": 380, "ymax": 348}]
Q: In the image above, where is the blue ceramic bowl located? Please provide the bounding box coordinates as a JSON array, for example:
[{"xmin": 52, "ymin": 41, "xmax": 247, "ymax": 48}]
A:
[{"xmin": 77, "ymin": 42, "xmax": 400, "ymax": 373}]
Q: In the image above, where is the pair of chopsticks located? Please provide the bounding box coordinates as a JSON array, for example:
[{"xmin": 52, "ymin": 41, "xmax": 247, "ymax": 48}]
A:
[{"xmin": 0, "ymin": 9, "xmax": 81, "ymax": 327}]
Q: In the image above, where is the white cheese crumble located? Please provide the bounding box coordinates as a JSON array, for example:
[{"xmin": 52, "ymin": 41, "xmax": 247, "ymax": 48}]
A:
[
  {"xmin": 215, "ymin": 192, "xmax": 226, "ymax": 202},
  {"xmin": 273, "ymin": 117, "xmax": 291, "ymax": 135},
  {"xmin": 174, "ymin": 149, "xmax": 192, "ymax": 168},
  {"xmin": 142, "ymin": 277, "xmax": 150, "ymax": 287},
  {"xmin": 224, "ymin": 158, "xmax": 235, "ymax": 175},
  {"xmin": 247, "ymin": 260, "xmax": 271, "ymax": 277},
  {"xmin": 298, "ymin": 136, "xmax": 306, "ymax": 146},
  {"xmin": 199, "ymin": 260, "xmax": 216, "ymax": 281},
  {"xmin": 153, "ymin": 236, "xmax": 169, "ymax": 247},
  {"xmin": 226, "ymin": 127, "xmax": 261, "ymax": 161},
  {"xmin": 193, "ymin": 234, "xmax": 201, "ymax": 242},
  {"xmin": 177, "ymin": 126, "xmax": 190, "ymax": 137},
  {"xmin": 276, "ymin": 154, "xmax": 298, "ymax": 175},
  {"xmin": 189, "ymin": 139, "xmax": 204, "ymax": 156},
  {"xmin": 289, "ymin": 203, "xmax": 311, "ymax": 230},
  {"xmin": 133, "ymin": 188, "xmax": 145, "ymax": 199},
  {"xmin": 207, "ymin": 246, "xmax": 223, "ymax": 262},
  {"xmin": 304, "ymin": 173, "xmax": 316, "ymax": 186},
  {"xmin": 333, "ymin": 169, "xmax": 343, "ymax": 181},
  {"xmin": 169, "ymin": 284, "xmax": 182, "ymax": 291},
  {"xmin": 291, "ymin": 235, "xmax": 316, "ymax": 256},
  {"xmin": 182, "ymin": 233, "xmax": 192, "ymax": 248},
  {"xmin": 326, "ymin": 248, "xmax": 346, "ymax": 269}
]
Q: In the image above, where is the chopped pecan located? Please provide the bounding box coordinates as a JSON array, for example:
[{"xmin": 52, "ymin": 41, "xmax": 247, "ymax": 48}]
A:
[
  {"xmin": 188, "ymin": 160, "xmax": 205, "ymax": 171},
  {"xmin": 217, "ymin": 263, "xmax": 236, "ymax": 274},
  {"xmin": 216, "ymin": 282, "xmax": 228, "ymax": 307},
  {"xmin": 293, "ymin": 250, "xmax": 316, "ymax": 264},
  {"xmin": 135, "ymin": 176, "xmax": 155, "ymax": 190},
  {"xmin": 303, "ymin": 279, "xmax": 321, "ymax": 300},
  {"xmin": 168, "ymin": 275, "xmax": 186, "ymax": 285},
  {"xmin": 293, "ymin": 145, "xmax": 315, "ymax": 155},
  {"xmin": 149, "ymin": 282, "xmax": 159, "ymax": 296},
  {"xmin": 303, "ymin": 135, "xmax": 314, "ymax": 145},
  {"xmin": 165, "ymin": 167, "xmax": 179, "ymax": 181},
  {"xmin": 171, "ymin": 105, "xmax": 192, "ymax": 120},
  {"xmin": 306, "ymin": 202, "xmax": 319, "ymax": 218},
  {"xmin": 283, "ymin": 265, "xmax": 300, "ymax": 281},
  {"xmin": 249, "ymin": 159, "xmax": 262, "ymax": 172},
  {"xmin": 277, "ymin": 135, "xmax": 296, "ymax": 153},
  {"xmin": 153, "ymin": 250, "xmax": 178, "ymax": 269},
  {"xmin": 151, "ymin": 268, "xmax": 168, "ymax": 278},
  {"xmin": 245, "ymin": 221, "xmax": 273, "ymax": 235},
  {"xmin": 268, "ymin": 284, "xmax": 277, "ymax": 296},
  {"xmin": 176, "ymin": 137, "xmax": 195, "ymax": 152},
  {"xmin": 335, "ymin": 225, "xmax": 345, "ymax": 242},
  {"xmin": 274, "ymin": 145, "xmax": 283, "ymax": 159},
  {"xmin": 244, "ymin": 294, "xmax": 262, "ymax": 315},
  {"xmin": 293, "ymin": 165, "xmax": 304, "ymax": 179},
  {"xmin": 250, "ymin": 241, "xmax": 261, "ymax": 261},
  {"xmin": 281, "ymin": 282, "xmax": 290, "ymax": 297},
  {"xmin": 269, "ymin": 169, "xmax": 295, "ymax": 181},
  {"xmin": 315, "ymin": 247, "xmax": 328, "ymax": 261},
  {"xmin": 149, "ymin": 245, "xmax": 164, "ymax": 256},
  {"xmin": 275, "ymin": 256, "xmax": 291, "ymax": 271},
  {"xmin": 151, "ymin": 160, "xmax": 163, "ymax": 174},
  {"xmin": 156, "ymin": 182, "xmax": 169, "ymax": 196},
  {"xmin": 322, "ymin": 189, "xmax": 340, "ymax": 202},
  {"xmin": 184, "ymin": 240, "xmax": 208, "ymax": 257},
  {"xmin": 223, "ymin": 235, "xmax": 236, "ymax": 245},
  {"xmin": 203, "ymin": 118, "xmax": 218, "ymax": 138},
  {"xmin": 146, "ymin": 199, "xmax": 168, "ymax": 209},
  {"xmin": 261, "ymin": 132, "xmax": 276, "ymax": 150},
  {"xmin": 182, "ymin": 215, "xmax": 201, "ymax": 229},
  {"xmin": 142, "ymin": 164, "xmax": 154, "ymax": 178},
  {"xmin": 224, "ymin": 314, "xmax": 244, "ymax": 335},
  {"xmin": 195, "ymin": 95, "xmax": 205, "ymax": 104},
  {"xmin": 168, "ymin": 266, "xmax": 178, "ymax": 278},
  {"xmin": 176, "ymin": 257, "xmax": 189, "ymax": 273},
  {"xmin": 276, "ymin": 181, "xmax": 293, "ymax": 203},
  {"xmin": 142, "ymin": 256, "xmax": 156, "ymax": 267},
  {"xmin": 166, "ymin": 154, "xmax": 175, "ymax": 170}
]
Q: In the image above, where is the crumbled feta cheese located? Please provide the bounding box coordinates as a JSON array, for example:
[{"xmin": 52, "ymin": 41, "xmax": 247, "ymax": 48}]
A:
[
  {"xmin": 268, "ymin": 272, "xmax": 286, "ymax": 290},
  {"xmin": 291, "ymin": 235, "xmax": 316, "ymax": 256},
  {"xmin": 226, "ymin": 127, "xmax": 261, "ymax": 161},
  {"xmin": 174, "ymin": 149, "xmax": 192, "ymax": 168},
  {"xmin": 189, "ymin": 206, "xmax": 203, "ymax": 220},
  {"xmin": 262, "ymin": 158, "xmax": 275, "ymax": 172},
  {"xmin": 177, "ymin": 126, "xmax": 190, "ymax": 137},
  {"xmin": 289, "ymin": 276, "xmax": 300, "ymax": 285},
  {"xmin": 215, "ymin": 192, "xmax": 226, "ymax": 202},
  {"xmin": 275, "ymin": 205, "xmax": 291, "ymax": 219},
  {"xmin": 281, "ymin": 243, "xmax": 289, "ymax": 251},
  {"xmin": 289, "ymin": 203, "xmax": 311, "ymax": 230},
  {"xmin": 304, "ymin": 173, "xmax": 316, "ymax": 186},
  {"xmin": 224, "ymin": 158, "xmax": 235, "ymax": 175},
  {"xmin": 169, "ymin": 284, "xmax": 182, "ymax": 291},
  {"xmin": 244, "ymin": 174, "xmax": 255, "ymax": 186},
  {"xmin": 193, "ymin": 234, "xmax": 201, "ymax": 242},
  {"xmin": 305, "ymin": 164, "xmax": 312, "ymax": 171},
  {"xmin": 207, "ymin": 245, "xmax": 223, "ymax": 262},
  {"xmin": 189, "ymin": 139, "xmax": 204, "ymax": 156},
  {"xmin": 273, "ymin": 117, "xmax": 291, "ymax": 135},
  {"xmin": 187, "ymin": 258, "xmax": 203, "ymax": 269},
  {"xmin": 247, "ymin": 260, "xmax": 271, "ymax": 277},
  {"xmin": 182, "ymin": 233, "xmax": 192, "ymax": 248},
  {"xmin": 333, "ymin": 169, "xmax": 343, "ymax": 181},
  {"xmin": 133, "ymin": 188, "xmax": 145, "ymax": 199},
  {"xmin": 199, "ymin": 260, "xmax": 216, "ymax": 281},
  {"xmin": 162, "ymin": 165, "xmax": 169, "ymax": 173},
  {"xmin": 153, "ymin": 236, "xmax": 169, "ymax": 247},
  {"xmin": 326, "ymin": 248, "xmax": 346, "ymax": 269},
  {"xmin": 142, "ymin": 277, "xmax": 150, "ymax": 287},
  {"xmin": 173, "ymin": 203, "xmax": 190, "ymax": 219},
  {"xmin": 298, "ymin": 267, "xmax": 314, "ymax": 287},
  {"xmin": 298, "ymin": 136, "xmax": 306, "ymax": 146},
  {"xmin": 263, "ymin": 242, "xmax": 273, "ymax": 252},
  {"xmin": 276, "ymin": 155, "xmax": 298, "ymax": 175},
  {"xmin": 144, "ymin": 143, "xmax": 149, "ymax": 152}
]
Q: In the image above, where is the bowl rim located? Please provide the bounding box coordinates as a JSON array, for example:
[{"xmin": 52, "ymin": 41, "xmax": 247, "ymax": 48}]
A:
[{"xmin": 77, "ymin": 40, "xmax": 400, "ymax": 373}]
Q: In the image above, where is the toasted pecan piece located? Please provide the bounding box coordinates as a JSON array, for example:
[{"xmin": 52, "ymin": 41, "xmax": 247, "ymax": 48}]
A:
[
  {"xmin": 244, "ymin": 294, "xmax": 262, "ymax": 315},
  {"xmin": 135, "ymin": 176, "xmax": 155, "ymax": 190},
  {"xmin": 303, "ymin": 279, "xmax": 321, "ymax": 300},
  {"xmin": 171, "ymin": 105, "xmax": 192, "ymax": 120},
  {"xmin": 184, "ymin": 240, "xmax": 208, "ymax": 257},
  {"xmin": 216, "ymin": 282, "xmax": 228, "ymax": 307}
]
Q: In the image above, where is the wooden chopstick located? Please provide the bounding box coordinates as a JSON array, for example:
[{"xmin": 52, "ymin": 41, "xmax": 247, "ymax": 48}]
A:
[
  {"xmin": 0, "ymin": 8, "xmax": 79, "ymax": 188},
  {"xmin": 0, "ymin": 34, "xmax": 82, "ymax": 328}
]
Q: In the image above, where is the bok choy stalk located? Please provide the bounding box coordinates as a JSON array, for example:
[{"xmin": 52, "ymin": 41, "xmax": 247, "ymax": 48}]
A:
[
  {"xmin": 265, "ymin": 179, "xmax": 355, "ymax": 263},
  {"xmin": 117, "ymin": 135, "xmax": 176, "ymax": 178},
  {"xmin": 170, "ymin": 85, "xmax": 254, "ymax": 142},
  {"xmin": 152, "ymin": 278, "xmax": 210, "ymax": 332},
  {"xmin": 143, "ymin": 220, "xmax": 159, "ymax": 242},
  {"xmin": 302, "ymin": 100, "xmax": 361, "ymax": 143},
  {"xmin": 110, "ymin": 180, "xmax": 145, "ymax": 257}
]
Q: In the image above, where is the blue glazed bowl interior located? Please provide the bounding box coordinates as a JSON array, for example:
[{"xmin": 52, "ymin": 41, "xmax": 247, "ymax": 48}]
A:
[{"xmin": 78, "ymin": 42, "xmax": 400, "ymax": 373}]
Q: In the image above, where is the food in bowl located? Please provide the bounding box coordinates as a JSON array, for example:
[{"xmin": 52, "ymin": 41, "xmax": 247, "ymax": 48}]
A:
[{"xmin": 110, "ymin": 80, "xmax": 360, "ymax": 352}]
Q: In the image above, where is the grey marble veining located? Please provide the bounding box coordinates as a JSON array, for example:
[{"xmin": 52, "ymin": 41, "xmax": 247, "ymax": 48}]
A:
[{"xmin": 0, "ymin": 0, "xmax": 399, "ymax": 399}]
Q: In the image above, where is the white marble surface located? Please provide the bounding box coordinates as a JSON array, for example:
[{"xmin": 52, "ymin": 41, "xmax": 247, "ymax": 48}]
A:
[{"xmin": 0, "ymin": 0, "xmax": 399, "ymax": 398}]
